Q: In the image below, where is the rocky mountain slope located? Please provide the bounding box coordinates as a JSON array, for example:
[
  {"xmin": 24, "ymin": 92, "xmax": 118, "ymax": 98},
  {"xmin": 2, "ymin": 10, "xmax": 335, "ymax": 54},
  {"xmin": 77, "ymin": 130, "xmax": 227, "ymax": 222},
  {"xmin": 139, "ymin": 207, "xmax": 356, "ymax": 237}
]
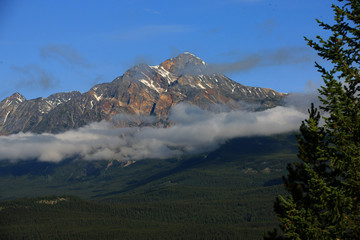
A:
[{"xmin": 0, "ymin": 53, "xmax": 285, "ymax": 135}]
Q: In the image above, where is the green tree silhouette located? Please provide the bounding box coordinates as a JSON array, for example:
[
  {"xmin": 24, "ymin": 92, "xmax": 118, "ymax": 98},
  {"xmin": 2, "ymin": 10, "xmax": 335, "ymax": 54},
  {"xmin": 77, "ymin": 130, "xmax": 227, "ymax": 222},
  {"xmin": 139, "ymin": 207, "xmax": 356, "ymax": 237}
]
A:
[{"xmin": 265, "ymin": 0, "xmax": 360, "ymax": 239}]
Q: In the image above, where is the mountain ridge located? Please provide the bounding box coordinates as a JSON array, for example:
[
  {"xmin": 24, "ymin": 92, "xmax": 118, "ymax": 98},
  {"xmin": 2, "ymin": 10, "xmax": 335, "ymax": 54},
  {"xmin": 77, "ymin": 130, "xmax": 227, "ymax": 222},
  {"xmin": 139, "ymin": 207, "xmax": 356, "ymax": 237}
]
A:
[{"xmin": 0, "ymin": 53, "xmax": 286, "ymax": 135}]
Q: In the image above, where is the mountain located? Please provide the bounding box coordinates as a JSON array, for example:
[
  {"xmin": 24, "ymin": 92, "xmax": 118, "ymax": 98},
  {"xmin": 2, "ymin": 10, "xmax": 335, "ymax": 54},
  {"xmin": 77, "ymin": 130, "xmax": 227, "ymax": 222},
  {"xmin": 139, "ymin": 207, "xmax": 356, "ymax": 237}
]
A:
[
  {"xmin": 0, "ymin": 91, "xmax": 81, "ymax": 135},
  {"xmin": 0, "ymin": 53, "xmax": 285, "ymax": 135}
]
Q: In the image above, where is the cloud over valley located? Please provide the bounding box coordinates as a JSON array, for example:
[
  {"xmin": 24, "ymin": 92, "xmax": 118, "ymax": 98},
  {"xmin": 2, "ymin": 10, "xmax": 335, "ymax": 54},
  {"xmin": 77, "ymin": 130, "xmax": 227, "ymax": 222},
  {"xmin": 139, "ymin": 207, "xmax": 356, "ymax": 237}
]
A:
[{"xmin": 0, "ymin": 103, "xmax": 307, "ymax": 163}]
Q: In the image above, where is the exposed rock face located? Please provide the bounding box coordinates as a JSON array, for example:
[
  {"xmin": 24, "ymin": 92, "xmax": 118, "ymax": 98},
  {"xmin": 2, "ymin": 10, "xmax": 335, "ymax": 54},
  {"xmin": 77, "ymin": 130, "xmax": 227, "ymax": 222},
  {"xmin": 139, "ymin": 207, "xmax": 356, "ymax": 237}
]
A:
[
  {"xmin": 0, "ymin": 53, "xmax": 285, "ymax": 135},
  {"xmin": 0, "ymin": 91, "xmax": 81, "ymax": 135}
]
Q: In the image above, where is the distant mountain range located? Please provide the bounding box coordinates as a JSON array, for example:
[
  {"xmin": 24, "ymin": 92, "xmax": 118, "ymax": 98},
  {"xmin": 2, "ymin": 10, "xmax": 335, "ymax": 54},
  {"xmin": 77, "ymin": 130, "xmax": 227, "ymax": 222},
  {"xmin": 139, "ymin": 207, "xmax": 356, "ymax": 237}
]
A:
[{"xmin": 0, "ymin": 52, "xmax": 285, "ymax": 135}]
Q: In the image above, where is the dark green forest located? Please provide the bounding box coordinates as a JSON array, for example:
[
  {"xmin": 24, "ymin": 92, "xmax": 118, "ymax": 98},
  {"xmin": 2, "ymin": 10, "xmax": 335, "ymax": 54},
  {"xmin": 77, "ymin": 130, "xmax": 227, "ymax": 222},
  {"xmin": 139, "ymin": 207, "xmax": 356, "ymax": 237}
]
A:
[{"xmin": 0, "ymin": 134, "xmax": 298, "ymax": 240}]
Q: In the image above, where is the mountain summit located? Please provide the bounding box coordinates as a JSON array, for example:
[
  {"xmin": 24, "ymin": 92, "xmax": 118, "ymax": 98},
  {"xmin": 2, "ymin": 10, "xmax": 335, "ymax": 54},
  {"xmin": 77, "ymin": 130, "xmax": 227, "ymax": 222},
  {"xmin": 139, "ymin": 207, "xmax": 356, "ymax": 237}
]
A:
[
  {"xmin": 160, "ymin": 52, "xmax": 207, "ymax": 76},
  {"xmin": 0, "ymin": 53, "xmax": 285, "ymax": 135}
]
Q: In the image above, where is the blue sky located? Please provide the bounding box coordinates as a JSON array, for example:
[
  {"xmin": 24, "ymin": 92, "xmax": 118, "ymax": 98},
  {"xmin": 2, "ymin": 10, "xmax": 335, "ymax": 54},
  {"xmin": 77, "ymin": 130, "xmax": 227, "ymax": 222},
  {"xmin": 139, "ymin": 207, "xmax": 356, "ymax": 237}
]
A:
[{"xmin": 0, "ymin": 0, "xmax": 337, "ymax": 100}]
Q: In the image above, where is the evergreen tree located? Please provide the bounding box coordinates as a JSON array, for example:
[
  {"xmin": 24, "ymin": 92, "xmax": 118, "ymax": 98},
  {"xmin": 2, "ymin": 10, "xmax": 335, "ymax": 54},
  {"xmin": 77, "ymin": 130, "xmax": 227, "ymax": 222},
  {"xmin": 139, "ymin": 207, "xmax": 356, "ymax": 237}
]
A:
[{"xmin": 265, "ymin": 0, "xmax": 360, "ymax": 239}]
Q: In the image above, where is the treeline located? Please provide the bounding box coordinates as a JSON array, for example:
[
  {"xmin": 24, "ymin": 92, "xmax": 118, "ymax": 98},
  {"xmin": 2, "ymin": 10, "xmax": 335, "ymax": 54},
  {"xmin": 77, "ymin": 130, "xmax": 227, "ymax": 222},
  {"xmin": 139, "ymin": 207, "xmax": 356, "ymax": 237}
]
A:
[{"xmin": 0, "ymin": 190, "xmax": 282, "ymax": 240}]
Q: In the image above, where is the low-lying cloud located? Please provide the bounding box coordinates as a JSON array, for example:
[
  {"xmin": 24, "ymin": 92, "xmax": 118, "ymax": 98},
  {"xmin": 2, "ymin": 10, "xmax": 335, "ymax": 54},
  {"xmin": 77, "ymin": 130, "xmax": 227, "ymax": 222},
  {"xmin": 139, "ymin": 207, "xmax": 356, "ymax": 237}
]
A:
[
  {"xmin": 284, "ymin": 92, "xmax": 320, "ymax": 113},
  {"xmin": 0, "ymin": 103, "xmax": 307, "ymax": 163}
]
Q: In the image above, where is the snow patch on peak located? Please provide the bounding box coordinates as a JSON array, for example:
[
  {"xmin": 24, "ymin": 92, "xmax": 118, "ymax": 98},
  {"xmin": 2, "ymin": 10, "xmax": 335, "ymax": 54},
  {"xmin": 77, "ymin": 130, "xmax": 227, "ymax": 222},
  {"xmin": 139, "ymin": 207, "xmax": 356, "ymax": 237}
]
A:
[
  {"xmin": 93, "ymin": 93, "xmax": 102, "ymax": 101},
  {"xmin": 140, "ymin": 79, "xmax": 162, "ymax": 93},
  {"xmin": 2, "ymin": 111, "xmax": 10, "ymax": 125},
  {"xmin": 7, "ymin": 92, "xmax": 26, "ymax": 104},
  {"xmin": 183, "ymin": 52, "xmax": 206, "ymax": 65},
  {"xmin": 197, "ymin": 83, "xmax": 206, "ymax": 89},
  {"xmin": 150, "ymin": 65, "xmax": 177, "ymax": 84},
  {"xmin": 183, "ymin": 52, "xmax": 196, "ymax": 56}
]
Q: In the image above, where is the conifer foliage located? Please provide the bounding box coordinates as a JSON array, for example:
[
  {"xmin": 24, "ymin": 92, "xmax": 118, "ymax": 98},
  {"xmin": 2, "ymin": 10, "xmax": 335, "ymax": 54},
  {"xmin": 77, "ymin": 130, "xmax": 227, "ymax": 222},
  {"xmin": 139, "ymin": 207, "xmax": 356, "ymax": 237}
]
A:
[{"xmin": 266, "ymin": 0, "xmax": 360, "ymax": 239}]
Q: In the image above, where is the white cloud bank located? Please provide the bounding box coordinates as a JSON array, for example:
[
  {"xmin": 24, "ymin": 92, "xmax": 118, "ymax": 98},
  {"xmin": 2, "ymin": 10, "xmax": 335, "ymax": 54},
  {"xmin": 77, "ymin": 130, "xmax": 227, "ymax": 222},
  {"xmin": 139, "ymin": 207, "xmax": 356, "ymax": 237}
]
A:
[{"xmin": 0, "ymin": 103, "xmax": 307, "ymax": 163}]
